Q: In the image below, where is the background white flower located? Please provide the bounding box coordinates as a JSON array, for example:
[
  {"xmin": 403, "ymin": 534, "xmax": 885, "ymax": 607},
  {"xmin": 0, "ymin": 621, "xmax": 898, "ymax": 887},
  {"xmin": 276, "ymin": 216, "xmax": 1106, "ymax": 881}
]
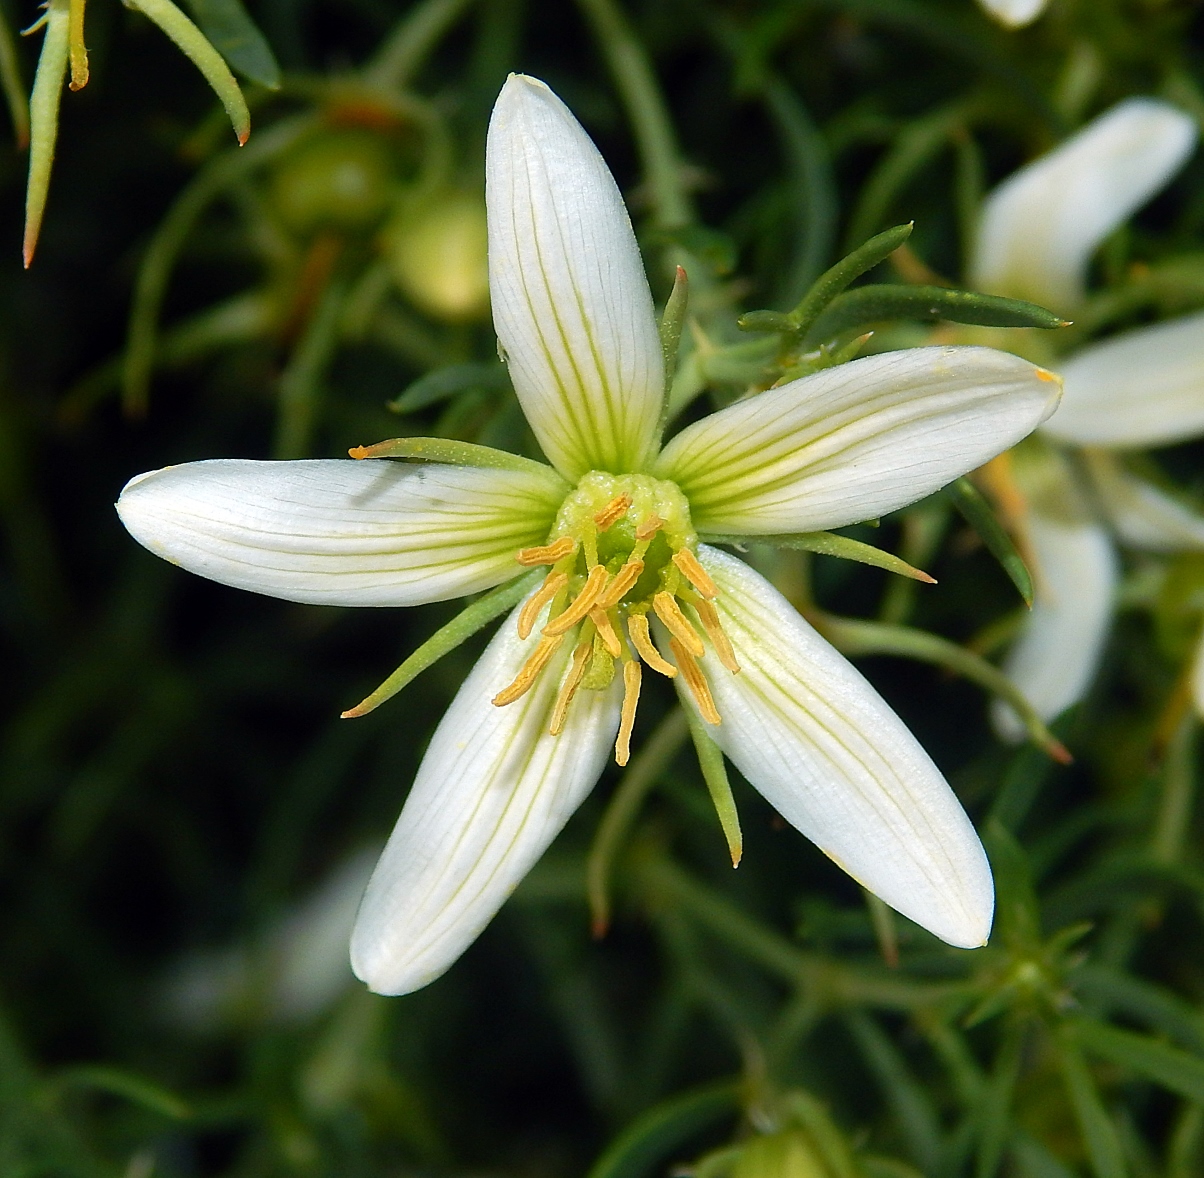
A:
[
  {"xmin": 119, "ymin": 75, "xmax": 1062, "ymax": 996},
  {"xmin": 969, "ymin": 98, "xmax": 1203, "ymax": 734}
]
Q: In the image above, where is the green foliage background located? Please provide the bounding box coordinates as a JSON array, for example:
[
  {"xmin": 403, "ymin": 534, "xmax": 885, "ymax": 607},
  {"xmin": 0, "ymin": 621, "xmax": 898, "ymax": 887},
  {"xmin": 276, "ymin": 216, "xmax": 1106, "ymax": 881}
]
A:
[{"xmin": 2, "ymin": 0, "xmax": 1204, "ymax": 1174}]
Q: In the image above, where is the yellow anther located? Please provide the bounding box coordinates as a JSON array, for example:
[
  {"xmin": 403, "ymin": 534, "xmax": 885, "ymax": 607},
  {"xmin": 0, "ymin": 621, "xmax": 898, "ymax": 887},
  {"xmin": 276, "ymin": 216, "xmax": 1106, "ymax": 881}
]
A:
[
  {"xmin": 518, "ymin": 571, "xmax": 568, "ymax": 640},
  {"xmin": 670, "ymin": 637, "xmax": 721, "ymax": 725},
  {"xmin": 635, "ymin": 514, "xmax": 664, "ymax": 541},
  {"xmin": 672, "ymin": 549, "xmax": 718, "ymax": 598},
  {"xmin": 549, "ymin": 640, "xmax": 592, "ymax": 735},
  {"xmin": 653, "ymin": 592, "xmax": 705, "ymax": 659},
  {"xmin": 589, "ymin": 608, "xmax": 623, "ymax": 658},
  {"xmin": 627, "ymin": 614, "xmax": 677, "ymax": 678},
  {"xmin": 693, "ymin": 599, "xmax": 740, "ymax": 674},
  {"xmin": 593, "ymin": 493, "xmax": 633, "ymax": 532},
  {"xmin": 597, "ymin": 558, "xmax": 644, "ymax": 610},
  {"xmin": 543, "ymin": 564, "xmax": 610, "ymax": 636},
  {"xmin": 516, "ymin": 536, "xmax": 576, "ymax": 566},
  {"xmin": 615, "ymin": 660, "xmax": 642, "ymax": 766},
  {"xmin": 492, "ymin": 633, "xmax": 564, "ymax": 706}
]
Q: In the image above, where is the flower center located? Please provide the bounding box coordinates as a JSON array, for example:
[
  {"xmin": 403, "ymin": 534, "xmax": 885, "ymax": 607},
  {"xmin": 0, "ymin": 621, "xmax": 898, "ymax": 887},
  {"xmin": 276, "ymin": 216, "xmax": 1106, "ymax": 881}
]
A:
[{"xmin": 492, "ymin": 471, "xmax": 739, "ymax": 765}]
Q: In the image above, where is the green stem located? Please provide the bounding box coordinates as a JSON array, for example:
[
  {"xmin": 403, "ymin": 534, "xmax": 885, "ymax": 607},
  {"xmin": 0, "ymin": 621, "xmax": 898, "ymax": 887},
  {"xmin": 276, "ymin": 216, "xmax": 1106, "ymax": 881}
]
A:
[
  {"xmin": 0, "ymin": 3, "xmax": 28, "ymax": 148},
  {"xmin": 1151, "ymin": 713, "xmax": 1196, "ymax": 867},
  {"xmin": 573, "ymin": 0, "xmax": 692, "ymax": 231},
  {"xmin": 365, "ymin": 0, "xmax": 477, "ymax": 93},
  {"xmin": 684, "ymin": 708, "xmax": 742, "ymax": 867},
  {"xmin": 586, "ymin": 708, "xmax": 689, "ymax": 936},
  {"xmin": 22, "ymin": 0, "xmax": 69, "ymax": 268}
]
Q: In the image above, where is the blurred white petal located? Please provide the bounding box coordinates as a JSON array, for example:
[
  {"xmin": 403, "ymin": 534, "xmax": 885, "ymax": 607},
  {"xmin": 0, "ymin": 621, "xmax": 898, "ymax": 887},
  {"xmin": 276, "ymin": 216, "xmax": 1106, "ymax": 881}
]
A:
[
  {"xmin": 1042, "ymin": 312, "xmax": 1204, "ymax": 448},
  {"xmin": 690, "ymin": 546, "xmax": 994, "ymax": 949},
  {"xmin": 1084, "ymin": 450, "xmax": 1204, "ymax": 552},
  {"xmin": 117, "ymin": 459, "xmax": 563, "ymax": 607},
  {"xmin": 976, "ymin": 0, "xmax": 1047, "ymax": 28},
  {"xmin": 655, "ymin": 346, "xmax": 1060, "ymax": 536},
  {"xmin": 487, "ymin": 74, "xmax": 663, "ymax": 480},
  {"xmin": 351, "ymin": 599, "xmax": 622, "ymax": 995},
  {"xmin": 993, "ymin": 510, "xmax": 1118, "ymax": 739},
  {"xmin": 1191, "ymin": 632, "xmax": 1204, "ymax": 720},
  {"xmin": 971, "ymin": 99, "xmax": 1197, "ymax": 311}
]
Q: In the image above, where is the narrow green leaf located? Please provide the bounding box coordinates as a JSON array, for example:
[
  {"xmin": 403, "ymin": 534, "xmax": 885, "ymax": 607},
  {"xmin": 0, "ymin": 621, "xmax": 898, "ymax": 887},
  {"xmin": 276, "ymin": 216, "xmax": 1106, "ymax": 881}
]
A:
[
  {"xmin": 648, "ymin": 224, "xmax": 737, "ymax": 276},
  {"xmin": 55, "ymin": 1065, "xmax": 191, "ymax": 1119},
  {"xmin": 182, "ymin": 0, "xmax": 280, "ymax": 88},
  {"xmin": 348, "ymin": 435, "xmax": 560, "ymax": 478},
  {"xmin": 22, "ymin": 0, "xmax": 69, "ymax": 268},
  {"xmin": 660, "ymin": 265, "xmax": 689, "ymax": 387},
  {"xmin": 586, "ymin": 709, "xmax": 690, "ymax": 937},
  {"xmin": 821, "ymin": 616, "xmax": 1071, "ymax": 764},
  {"xmin": 786, "ymin": 222, "xmax": 913, "ymax": 338},
  {"xmin": 125, "ymin": 0, "xmax": 250, "ymax": 144},
  {"xmin": 340, "ymin": 572, "xmax": 542, "ymax": 719},
  {"xmin": 586, "ymin": 1082, "xmax": 740, "ymax": 1178},
  {"xmin": 946, "ymin": 477, "xmax": 1034, "ymax": 607},
  {"xmin": 736, "ymin": 309, "xmax": 794, "ymax": 333},
  {"xmin": 1074, "ymin": 966, "xmax": 1204, "ymax": 1053},
  {"xmin": 0, "ymin": 3, "xmax": 29, "ymax": 148},
  {"xmin": 388, "ymin": 362, "xmax": 510, "ymax": 414},
  {"xmin": 804, "ymin": 284, "xmax": 1069, "ymax": 343},
  {"xmin": 982, "ymin": 821, "xmax": 1042, "ymax": 952},
  {"xmin": 975, "ymin": 1020, "xmax": 1024, "ymax": 1178},
  {"xmin": 684, "ymin": 708, "xmax": 742, "ymax": 867},
  {"xmin": 1054, "ymin": 1028, "xmax": 1127, "ymax": 1178},
  {"xmin": 1072, "ymin": 1019, "xmax": 1204, "ymax": 1104},
  {"xmin": 701, "ymin": 530, "xmax": 935, "ymax": 583}
]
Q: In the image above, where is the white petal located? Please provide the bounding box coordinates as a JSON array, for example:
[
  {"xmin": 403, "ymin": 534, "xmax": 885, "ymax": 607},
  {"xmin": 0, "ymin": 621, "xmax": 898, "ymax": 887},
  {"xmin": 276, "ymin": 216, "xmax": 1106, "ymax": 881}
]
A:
[
  {"xmin": 1042, "ymin": 312, "xmax": 1204, "ymax": 448},
  {"xmin": 350, "ymin": 601, "xmax": 622, "ymax": 995},
  {"xmin": 993, "ymin": 510, "xmax": 1118, "ymax": 739},
  {"xmin": 689, "ymin": 546, "xmax": 994, "ymax": 949},
  {"xmin": 656, "ymin": 346, "xmax": 1060, "ymax": 536},
  {"xmin": 971, "ymin": 99, "xmax": 1197, "ymax": 311},
  {"xmin": 1084, "ymin": 450, "xmax": 1204, "ymax": 552},
  {"xmin": 976, "ymin": 0, "xmax": 1047, "ymax": 27},
  {"xmin": 116, "ymin": 459, "xmax": 565, "ymax": 607},
  {"xmin": 484, "ymin": 76, "xmax": 664, "ymax": 476},
  {"xmin": 487, "ymin": 74, "xmax": 664, "ymax": 480},
  {"xmin": 1191, "ymin": 632, "xmax": 1204, "ymax": 720}
]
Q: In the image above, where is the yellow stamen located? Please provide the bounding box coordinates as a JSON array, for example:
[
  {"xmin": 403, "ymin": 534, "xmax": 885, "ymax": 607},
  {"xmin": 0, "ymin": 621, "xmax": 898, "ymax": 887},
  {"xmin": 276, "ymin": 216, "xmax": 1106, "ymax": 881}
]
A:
[
  {"xmin": 549, "ymin": 640, "xmax": 592, "ymax": 735},
  {"xmin": 543, "ymin": 564, "xmax": 610, "ymax": 636},
  {"xmin": 693, "ymin": 599, "xmax": 740, "ymax": 673},
  {"xmin": 492, "ymin": 634, "xmax": 564, "ymax": 706},
  {"xmin": 597, "ymin": 558, "xmax": 644, "ymax": 609},
  {"xmin": 615, "ymin": 660, "xmax": 642, "ymax": 766},
  {"xmin": 518, "ymin": 571, "xmax": 568, "ymax": 640},
  {"xmin": 593, "ymin": 493, "xmax": 633, "ymax": 531},
  {"xmin": 635, "ymin": 514, "xmax": 664, "ymax": 541},
  {"xmin": 653, "ymin": 592, "xmax": 705, "ymax": 658},
  {"xmin": 627, "ymin": 614, "xmax": 677, "ymax": 678},
  {"xmin": 516, "ymin": 536, "xmax": 576, "ymax": 566},
  {"xmin": 670, "ymin": 638, "xmax": 721, "ymax": 725},
  {"xmin": 589, "ymin": 608, "xmax": 623, "ymax": 658},
  {"xmin": 672, "ymin": 549, "xmax": 718, "ymax": 598}
]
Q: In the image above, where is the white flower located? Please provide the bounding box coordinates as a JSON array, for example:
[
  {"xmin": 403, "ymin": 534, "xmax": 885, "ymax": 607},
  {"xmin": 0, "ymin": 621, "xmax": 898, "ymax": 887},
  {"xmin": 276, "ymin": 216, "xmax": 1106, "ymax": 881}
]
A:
[
  {"xmin": 975, "ymin": 0, "xmax": 1048, "ymax": 30},
  {"xmin": 118, "ymin": 75, "xmax": 1062, "ymax": 995},
  {"xmin": 969, "ymin": 98, "xmax": 1203, "ymax": 734}
]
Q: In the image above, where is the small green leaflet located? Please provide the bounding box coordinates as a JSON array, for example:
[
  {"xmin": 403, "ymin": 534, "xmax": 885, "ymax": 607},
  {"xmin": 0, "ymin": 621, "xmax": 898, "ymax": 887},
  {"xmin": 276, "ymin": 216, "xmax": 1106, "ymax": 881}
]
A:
[{"xmin": 182, "ymin": 0, "xmax": 280, "ymax": 88}]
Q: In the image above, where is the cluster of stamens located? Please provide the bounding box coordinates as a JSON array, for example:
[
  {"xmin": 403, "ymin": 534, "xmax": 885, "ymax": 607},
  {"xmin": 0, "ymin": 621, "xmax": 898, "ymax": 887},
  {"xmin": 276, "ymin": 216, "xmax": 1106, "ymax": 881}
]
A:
[{"xmin": 491, "ymin": 473, "xmax": 739, "ymax": 766}]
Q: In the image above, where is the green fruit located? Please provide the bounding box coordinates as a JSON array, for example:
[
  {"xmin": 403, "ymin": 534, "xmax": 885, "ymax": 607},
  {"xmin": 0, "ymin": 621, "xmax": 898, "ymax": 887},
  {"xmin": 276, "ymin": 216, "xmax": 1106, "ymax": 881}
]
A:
[{"xmin": 270, "ymin": 130, "xmax": 397, "ymax": 235}]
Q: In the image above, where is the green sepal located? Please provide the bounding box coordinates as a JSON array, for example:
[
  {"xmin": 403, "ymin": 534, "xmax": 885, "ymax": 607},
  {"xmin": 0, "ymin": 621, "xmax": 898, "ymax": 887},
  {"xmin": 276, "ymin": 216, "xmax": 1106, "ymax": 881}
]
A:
[
  {"xmin": 388, "ymin": 362, "xmax": 511, "ymax": 414},
  {"xmin": 804, "ymin": 284, "xmax": 1068, "ymax": 343},
  {"xmin": 684, "ymin": 707, "xmax": 742, "ymax": 867},
  {"xmin": 349, "ymin": 435, "xmax": 562, "ymax": 479},
  {"xmin": 659, "ymin": 264, "xmax": 689, "ymax": 388},
  {"xmin": 946, "ymin": 477, "xmax": 1034, "ymax": 607},
  {"xmin": 22, "ymin": 0, "xmax": 69, "ymax": 267},
  {"xmin": 340, "ymin": 571, "xmax": 542, "ymax": 718},
  {"xmin": 702, "ymin": 530, "xmax": 935, "ymax": 583},
  {"xmin": 182, "ymin": 0, "xmax": 280, "ymax": 88}
]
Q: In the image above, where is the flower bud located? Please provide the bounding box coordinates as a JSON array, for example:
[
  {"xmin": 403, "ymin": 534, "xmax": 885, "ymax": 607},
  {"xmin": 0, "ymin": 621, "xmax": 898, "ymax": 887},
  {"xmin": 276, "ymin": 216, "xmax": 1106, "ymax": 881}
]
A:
[
  {"xmin": 730, "ymin": 1132, "xmax": 829, "ymax": 1178},
  {"xmin": 382, "ymin": 190, "xmax": 489, "ymax": 321}
]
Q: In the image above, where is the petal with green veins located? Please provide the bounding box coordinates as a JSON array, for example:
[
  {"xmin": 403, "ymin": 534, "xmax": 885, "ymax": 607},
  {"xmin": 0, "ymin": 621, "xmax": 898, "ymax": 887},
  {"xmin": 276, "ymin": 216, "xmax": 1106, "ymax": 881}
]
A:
[
  {"xmin": 116, "ymin": 459, "xmax": 564, "ymax": 607},
  {"xmin": 656, "ymin": 346, "xmax": 1060, "ymax": 537},
  {"xmin": 993, "ymin": 510, "xmax": 1118, "ymax": 741},
  {"xmin": 486, "ymin": 74, "xmax": 663, "ymax": 480},
  {"xmin": 685, "ymin": 545, "xmax": 994, "ymax": 950},
  {"xmin": 351, "ymin": 600, "xmax": 622, "ymax": 995},
  {"xmin": 1043, "ymin": 311, "xmax": 1204, "ymax": 449},
  {"xmin": 971, "ymin": 99, "xmax": 1197, "ymax": 312}
]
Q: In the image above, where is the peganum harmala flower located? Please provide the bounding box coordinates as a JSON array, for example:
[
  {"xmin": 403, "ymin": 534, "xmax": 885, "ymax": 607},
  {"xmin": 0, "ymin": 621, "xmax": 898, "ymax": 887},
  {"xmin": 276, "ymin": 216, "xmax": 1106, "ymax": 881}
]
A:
[{"xmin": 118, "ymin": 75, "xmax": 1062, "ymax": 995}]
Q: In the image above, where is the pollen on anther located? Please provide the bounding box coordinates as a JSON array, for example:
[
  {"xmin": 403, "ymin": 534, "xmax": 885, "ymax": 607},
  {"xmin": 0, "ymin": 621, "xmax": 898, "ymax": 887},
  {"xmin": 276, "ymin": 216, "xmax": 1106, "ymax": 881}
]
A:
[
  {"xmin": 635, "ymin": 514, "xmax": 664, "ymax": 541},
  {"xmin": 593, "ymin": 493, "xmax": 633, "ymax": 532},
  {"xmin": 549, "ymin": 640, "xmax": 591, "ymax": 735},
  {"xmin": 516, "ymin": 536, "xmax": 575, "ymax": 566},
  {"xmin": 626, "ymin": 613, "xmax": 677, "ymax": 677},
  {"xmin": 672, "ymin": 549, "xmax": 718, "ymax": 598},
  {"xmin": 493, "ymin": 633, "xmax": 564, "ymax": 706},
  {"xmin": 543, "ymin": 564, "xmax": 609, "ymax": 636},
  {"xmin": 518, "ymin": 571, "xmax": 568, "ymax": 640},
  {"xmin": 693, "ymin": 599, "xmax": 739, "ymax": 673},
  {"xmin": 653, "ymin": 592, "xmax": 705, "ymax": 659},
  {"xmin": 589, "ymin": 608, "xmax": 623, "ymax": 658},
  {"xmin": 615, "ymin": 660, "xmax": 642, "ymax": 766},
  {"xmin": 597, "ymin": 558, "xmax": 643, "ymax": 610},
  {"xmin": 670, "ymin": 637, "xmax": 721, "ymax": 725}
]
